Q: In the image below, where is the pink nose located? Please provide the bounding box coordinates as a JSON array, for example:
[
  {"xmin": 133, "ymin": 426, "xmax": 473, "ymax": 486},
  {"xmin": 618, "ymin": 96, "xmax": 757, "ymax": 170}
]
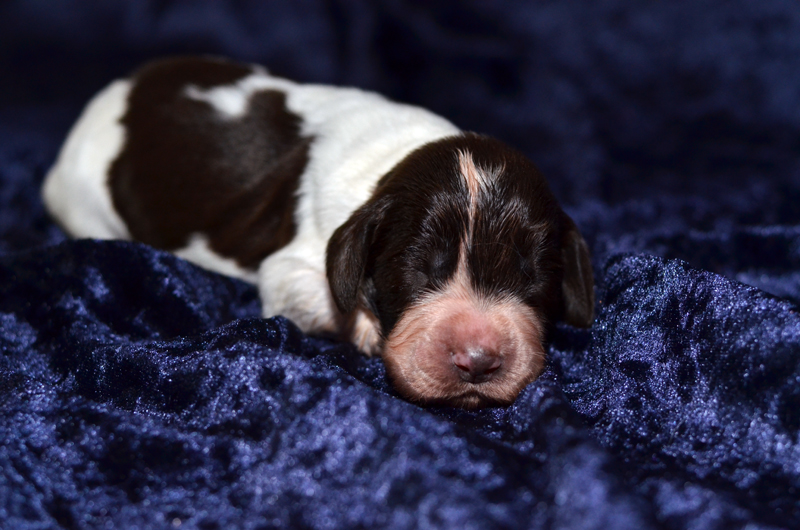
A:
[{"xmin": 451, "ymin": 348, "xmax": 502, "ymax": 383}]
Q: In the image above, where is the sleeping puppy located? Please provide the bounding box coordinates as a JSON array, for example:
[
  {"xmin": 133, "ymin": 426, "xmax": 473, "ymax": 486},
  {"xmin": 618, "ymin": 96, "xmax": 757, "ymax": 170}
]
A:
[{"xmin": 43, "ymin": 57, "xmax": 594, "ymax": 409}]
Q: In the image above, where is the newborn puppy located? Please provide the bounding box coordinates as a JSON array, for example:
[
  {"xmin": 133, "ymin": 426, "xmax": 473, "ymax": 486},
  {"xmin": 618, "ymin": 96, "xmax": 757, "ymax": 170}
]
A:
[{"xmin": 43, "ymin": 57, "xmax": 594, "ymax": 409}]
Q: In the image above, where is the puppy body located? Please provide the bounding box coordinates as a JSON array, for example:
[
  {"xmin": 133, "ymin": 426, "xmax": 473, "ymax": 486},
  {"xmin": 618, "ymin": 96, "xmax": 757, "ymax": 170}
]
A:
[
  {"xmin": 44, "ymin": 57, "xmax": 594, "ymax": 408},
  {"xmin": 45, "ymin": 57, "xmax": 458, "ymax": 349}
]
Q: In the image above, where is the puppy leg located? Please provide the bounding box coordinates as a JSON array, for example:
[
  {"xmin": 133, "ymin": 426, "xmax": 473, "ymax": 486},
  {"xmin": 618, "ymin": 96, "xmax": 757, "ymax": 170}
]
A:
[
  {"xmin": 259, "ymin": 248, "xmax": 340, "ymax": 335},
  {"xmin": 347, "ymin": 308, "xmax": 383, "ymax": 356},
  {"xmin": 258, "ymin": 247, "xmax": 382, "ymax": 355}
]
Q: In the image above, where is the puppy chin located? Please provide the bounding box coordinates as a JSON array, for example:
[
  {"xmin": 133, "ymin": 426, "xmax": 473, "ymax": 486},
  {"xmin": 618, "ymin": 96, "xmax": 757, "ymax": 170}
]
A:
[{"xmin": 381, "ymin": 287, "xmax": 546, "ymax": 409}]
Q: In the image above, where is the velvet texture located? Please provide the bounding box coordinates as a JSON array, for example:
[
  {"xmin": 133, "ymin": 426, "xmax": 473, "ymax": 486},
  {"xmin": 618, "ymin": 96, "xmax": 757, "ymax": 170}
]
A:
[{"xmin": 2, "ymin": 1, "xmax": 800, "ymax": 528}]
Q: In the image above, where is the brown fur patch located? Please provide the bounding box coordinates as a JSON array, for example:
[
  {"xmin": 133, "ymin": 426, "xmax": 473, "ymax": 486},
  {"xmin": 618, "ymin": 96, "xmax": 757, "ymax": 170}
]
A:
[{"xmin": 109, "ymin": 57, "xmax": 309, "ymax": 270}]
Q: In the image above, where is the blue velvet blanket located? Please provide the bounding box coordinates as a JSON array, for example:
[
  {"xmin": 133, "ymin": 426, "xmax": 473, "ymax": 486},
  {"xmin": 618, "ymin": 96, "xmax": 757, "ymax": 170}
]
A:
[{"xmin": 2, "ymin": 1, "xmax": 800, "ymax": 528}]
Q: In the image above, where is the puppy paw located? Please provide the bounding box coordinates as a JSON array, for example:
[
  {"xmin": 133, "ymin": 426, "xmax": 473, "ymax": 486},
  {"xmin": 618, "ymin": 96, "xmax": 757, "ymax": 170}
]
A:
[{"xmin": 350, "ymin": 309, "xmax": 382, "ymax": 356}]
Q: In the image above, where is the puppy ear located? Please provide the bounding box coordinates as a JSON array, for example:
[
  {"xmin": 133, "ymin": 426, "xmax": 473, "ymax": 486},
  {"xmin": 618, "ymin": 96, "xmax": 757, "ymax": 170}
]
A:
[
  {"xmin": 326, "ymin": 201, "xmax": 385, "ymax": 315},
  {"xmin": 560, "ymin": 217, "xmax": 595, "ymax": 327}
]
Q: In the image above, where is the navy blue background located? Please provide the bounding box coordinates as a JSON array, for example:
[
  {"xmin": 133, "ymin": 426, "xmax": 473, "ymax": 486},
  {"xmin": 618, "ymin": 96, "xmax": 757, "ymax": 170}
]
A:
[{"xmin": 2, "ymin": 1, "xmax": 800, "ymax": 528}]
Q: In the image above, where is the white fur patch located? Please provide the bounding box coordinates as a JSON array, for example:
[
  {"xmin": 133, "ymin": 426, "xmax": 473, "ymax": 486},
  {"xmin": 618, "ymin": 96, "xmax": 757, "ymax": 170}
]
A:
[
  {"xmin": 458, "ymin": 149, "xmax": 491, "ymax": 202},
  {"xmin": 183, "ymin": 67, "xmax": 291, "ymax": 119},
  {"xmin": 174, "ymin": 234, "xmax": 258, "ymax": 283},
  {"xmin": 184, "ymin": 84, "xmax": 250, "ymax": 118},
  {"xmin": 43, "ymin": 79, "xmax": 132, "ymax": 240}
]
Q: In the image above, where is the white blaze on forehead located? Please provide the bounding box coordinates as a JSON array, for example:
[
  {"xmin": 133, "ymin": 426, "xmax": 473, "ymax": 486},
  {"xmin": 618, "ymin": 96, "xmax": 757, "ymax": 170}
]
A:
[
  {"xmin": 457, "ymin": 149, "xmax": 504, "ymax": 241},
  {"xmin": 457, "ymin": 149, "xmax": 488, "ymax": 204},
  {"xmin": 457, "ymin": 149, "xmax": 504, "ymax": 203}
]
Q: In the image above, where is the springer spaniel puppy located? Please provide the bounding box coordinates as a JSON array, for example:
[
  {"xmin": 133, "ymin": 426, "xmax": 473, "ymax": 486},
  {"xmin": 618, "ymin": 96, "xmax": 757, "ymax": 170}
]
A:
[{"xmin": 43, "ymin": 57, "xmax": 594, "ymax": 409}]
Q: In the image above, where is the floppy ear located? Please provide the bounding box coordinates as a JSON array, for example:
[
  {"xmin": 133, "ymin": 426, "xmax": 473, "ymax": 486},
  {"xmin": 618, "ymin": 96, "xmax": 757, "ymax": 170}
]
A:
[
  {"xmin": 560, "ymin": 216, "xmax": 595, "ymax": 327},
  {"xmin": 326, "ymin": 201, "xmax": 385, "ymax": 315}
]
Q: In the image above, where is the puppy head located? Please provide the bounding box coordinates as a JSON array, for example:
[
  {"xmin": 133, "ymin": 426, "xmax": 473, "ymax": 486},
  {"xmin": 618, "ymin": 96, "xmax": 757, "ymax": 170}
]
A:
[{"xmin": 326, "ymin": 134, "xmax": 593, "ymax": 408}]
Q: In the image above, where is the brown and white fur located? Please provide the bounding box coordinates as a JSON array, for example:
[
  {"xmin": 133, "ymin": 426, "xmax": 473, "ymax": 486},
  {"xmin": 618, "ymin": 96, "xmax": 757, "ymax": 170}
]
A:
[{"xmin": 43, "ymin": 57, "xmax": 594, "ymax": 409}]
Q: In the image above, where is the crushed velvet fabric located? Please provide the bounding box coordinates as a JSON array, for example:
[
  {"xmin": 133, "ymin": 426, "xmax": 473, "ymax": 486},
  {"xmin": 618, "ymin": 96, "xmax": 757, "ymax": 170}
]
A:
[{"xmin": 2, "ymin": 1, "xmax": 800, "ymax": 528}]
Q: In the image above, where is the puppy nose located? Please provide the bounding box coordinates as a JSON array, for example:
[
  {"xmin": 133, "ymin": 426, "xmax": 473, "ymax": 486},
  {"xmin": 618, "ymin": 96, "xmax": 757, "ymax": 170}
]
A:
[{"xmin": 451, "ymin": 348, "xmax": 502, "ymax": 383}]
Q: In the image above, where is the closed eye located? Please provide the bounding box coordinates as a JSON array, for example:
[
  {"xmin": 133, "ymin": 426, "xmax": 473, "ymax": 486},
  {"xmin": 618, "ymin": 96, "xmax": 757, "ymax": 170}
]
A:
[
  {"xmin": 470, "ymin": 240, "xmax": 536, "ymax": 281},
  {"xmin": 426, "ymin": 250, "xmax": 451, "ymax": 277}
]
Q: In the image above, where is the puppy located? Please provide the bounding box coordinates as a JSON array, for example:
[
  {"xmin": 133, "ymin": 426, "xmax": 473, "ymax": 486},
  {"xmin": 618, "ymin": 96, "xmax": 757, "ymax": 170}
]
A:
[{"xmin": 43, "ymin": 57, "xmax": 594, "ymax": 409}]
